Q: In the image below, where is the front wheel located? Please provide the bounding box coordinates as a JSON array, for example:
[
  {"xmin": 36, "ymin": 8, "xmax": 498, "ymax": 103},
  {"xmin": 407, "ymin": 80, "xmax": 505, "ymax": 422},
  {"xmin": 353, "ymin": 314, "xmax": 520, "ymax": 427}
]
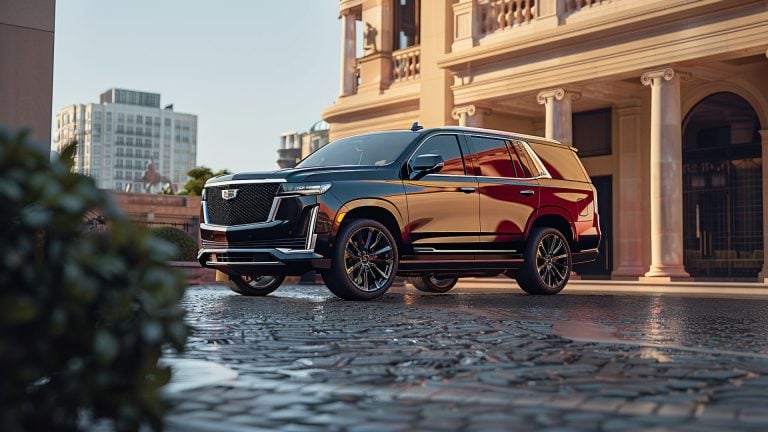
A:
[
  {"xmin": 516, "ymin": 227, "xmax": 572, "ymax": 295},
  {"xmin": 228, "ymin": 275, "xmax": 285, "ymax": 296},
  {"xmin": 322, "ymin": 219, "xmax": 399, "ymax": 301},
  {"xmin": 408, "ymin": 274, "xmax": 458, "ymax": 293}
]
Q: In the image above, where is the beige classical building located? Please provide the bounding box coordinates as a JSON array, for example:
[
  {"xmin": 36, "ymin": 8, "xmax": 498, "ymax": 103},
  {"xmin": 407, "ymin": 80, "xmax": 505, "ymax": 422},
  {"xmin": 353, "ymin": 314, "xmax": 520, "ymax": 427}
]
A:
[
  {"xmin": 323, "ymin": 0, "xmax": 768, "ymax": 281},
  {"xmin": 0, "ymin": 0, "xmax": 56, "ymax": 145}
]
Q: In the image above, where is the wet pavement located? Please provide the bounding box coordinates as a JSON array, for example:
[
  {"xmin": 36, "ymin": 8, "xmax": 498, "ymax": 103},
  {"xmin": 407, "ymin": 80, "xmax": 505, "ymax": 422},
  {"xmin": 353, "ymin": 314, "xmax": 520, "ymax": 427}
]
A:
[{"xmin": 164, "ymin": 284, "xmax": 768, "ymax": 431}]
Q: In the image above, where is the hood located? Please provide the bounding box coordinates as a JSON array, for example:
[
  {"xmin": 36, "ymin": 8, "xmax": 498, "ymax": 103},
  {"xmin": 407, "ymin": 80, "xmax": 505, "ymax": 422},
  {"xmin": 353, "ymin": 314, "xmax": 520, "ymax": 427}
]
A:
[{"xmin": 205, "ymin": 165, "xmax": 392, "ymax": 185}]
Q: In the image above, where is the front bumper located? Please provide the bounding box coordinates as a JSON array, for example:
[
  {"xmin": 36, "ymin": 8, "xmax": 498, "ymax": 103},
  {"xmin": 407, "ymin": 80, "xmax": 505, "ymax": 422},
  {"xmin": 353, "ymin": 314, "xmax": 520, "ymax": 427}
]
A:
[
  {"xmin": 198, "ymin": 190, "xmax": 336, "ymax": 277},
  {"xmin": 197, "ymin": 247, "xmax": 331, "ymax": 276}
]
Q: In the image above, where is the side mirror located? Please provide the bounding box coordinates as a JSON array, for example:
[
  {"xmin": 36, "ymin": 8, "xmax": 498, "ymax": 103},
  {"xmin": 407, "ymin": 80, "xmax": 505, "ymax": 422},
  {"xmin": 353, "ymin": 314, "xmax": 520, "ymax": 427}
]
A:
[{"xmin": 409, "ymin": 154, "xmax": 444, "ymax": 179}]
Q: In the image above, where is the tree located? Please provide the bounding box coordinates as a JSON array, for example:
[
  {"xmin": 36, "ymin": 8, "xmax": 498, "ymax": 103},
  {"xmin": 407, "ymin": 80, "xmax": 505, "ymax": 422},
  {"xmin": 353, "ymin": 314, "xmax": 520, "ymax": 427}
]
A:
[{"xmin": 179, "ymin": 166, "xmax": 231, "ymax": 196}]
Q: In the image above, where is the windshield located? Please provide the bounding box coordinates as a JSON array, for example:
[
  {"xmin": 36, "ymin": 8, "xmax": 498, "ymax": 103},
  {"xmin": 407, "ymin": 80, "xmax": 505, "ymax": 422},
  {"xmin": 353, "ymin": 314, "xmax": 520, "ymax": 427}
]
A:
[{"xmin": 296, "ymin": 132, "xmax": 416, "ymax": 168}]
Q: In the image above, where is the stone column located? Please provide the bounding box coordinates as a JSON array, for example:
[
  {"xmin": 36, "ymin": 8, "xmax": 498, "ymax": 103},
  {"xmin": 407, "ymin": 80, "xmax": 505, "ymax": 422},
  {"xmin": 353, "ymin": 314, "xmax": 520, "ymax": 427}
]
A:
[
  {"xmin": 758, "ymin": 130, "xmax": 768, "ymax": 282},
  {"xmin": 640, "ymin": 68, "xmax": 690, "ymax": 280},
  {"xmin": 536, "ymin": 88, "xmax": 581, "ymax": 146},
  {"xmin": 339, "ymin": 9, "xmax": 357, "ymax": 97},
  {"xmin": 451, "ymin": 105, "xmax": 490, "ymax": 127},
  {"xmin": 612, "ymin": 100, "xmax": 647, "ymax": 278}
]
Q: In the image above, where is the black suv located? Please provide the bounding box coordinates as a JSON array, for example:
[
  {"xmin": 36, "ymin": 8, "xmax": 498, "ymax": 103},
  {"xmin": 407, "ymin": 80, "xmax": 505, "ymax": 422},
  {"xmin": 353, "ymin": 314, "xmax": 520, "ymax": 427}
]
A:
[{"xmin": 198, "ymin": 126, "xmax": 600, "ymax": 300}]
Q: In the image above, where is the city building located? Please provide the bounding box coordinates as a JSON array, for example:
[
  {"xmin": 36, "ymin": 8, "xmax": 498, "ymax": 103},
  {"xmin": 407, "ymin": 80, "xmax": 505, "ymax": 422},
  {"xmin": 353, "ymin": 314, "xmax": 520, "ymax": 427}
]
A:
[
  {"xmin": 323, "ymin": 0, "xmax": 768, "ymax": 281},
  {"xmin": 277, "ymin": 120, "xmax": 330, "ymax": 168},
  {"xmin": 55, "ymin": 88, "xmax": 198, "ymax": 193},
  {"xmin": 0, "ymin": 0, "xmax": 56, "ymax": 145}
]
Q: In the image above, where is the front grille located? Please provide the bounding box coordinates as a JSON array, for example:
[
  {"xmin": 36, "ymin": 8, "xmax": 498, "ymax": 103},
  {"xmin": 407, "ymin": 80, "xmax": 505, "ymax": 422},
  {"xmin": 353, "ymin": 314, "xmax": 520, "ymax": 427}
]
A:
[
  {"xmin": 205, "ymin": 182, "xmax": 280, "ymax": 226},
  {"xmin": 201, "ymin": 238, "xmax": 306, "ymax": 250}
]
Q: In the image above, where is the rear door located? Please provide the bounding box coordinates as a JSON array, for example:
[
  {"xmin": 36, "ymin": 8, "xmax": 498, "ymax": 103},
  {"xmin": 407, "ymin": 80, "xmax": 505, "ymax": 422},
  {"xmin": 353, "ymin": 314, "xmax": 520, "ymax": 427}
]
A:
[{"xmin": 467, "ymin": 136, "xmax": 539, "ymax": 252}]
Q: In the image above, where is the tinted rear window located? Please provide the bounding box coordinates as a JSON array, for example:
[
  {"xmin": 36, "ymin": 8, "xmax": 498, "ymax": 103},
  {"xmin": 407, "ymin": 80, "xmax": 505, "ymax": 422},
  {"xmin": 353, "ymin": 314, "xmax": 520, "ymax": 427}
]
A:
[
  {"xmin": 470, "ymin": 136, "xmax": 519, "ymax": 178},
  {"xmin": 297, "ymin": 132, "xmax": 416, "ymax": 168},
  {"xmin": 530, "ymin": 143, "xmax": 589, "ymax": 182}
]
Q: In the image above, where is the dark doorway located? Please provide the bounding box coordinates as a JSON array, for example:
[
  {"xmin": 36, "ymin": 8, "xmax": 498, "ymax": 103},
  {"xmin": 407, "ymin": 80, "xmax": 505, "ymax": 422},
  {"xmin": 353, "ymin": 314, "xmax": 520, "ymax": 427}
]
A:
[
  {"xmin": 682, "ymin": 92, "xmax": 763, "ymax": 278},
  {"xmin": 574, "ymin": 175, "xmax": 612, "ymax": 277}
]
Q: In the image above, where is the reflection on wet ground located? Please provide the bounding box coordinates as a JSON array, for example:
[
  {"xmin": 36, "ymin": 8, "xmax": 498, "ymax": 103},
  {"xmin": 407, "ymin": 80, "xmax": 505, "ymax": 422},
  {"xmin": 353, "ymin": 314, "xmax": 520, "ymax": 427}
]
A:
[{"xmin": 168, "ymin": 284, "xmax": 768, "ymax": 431}]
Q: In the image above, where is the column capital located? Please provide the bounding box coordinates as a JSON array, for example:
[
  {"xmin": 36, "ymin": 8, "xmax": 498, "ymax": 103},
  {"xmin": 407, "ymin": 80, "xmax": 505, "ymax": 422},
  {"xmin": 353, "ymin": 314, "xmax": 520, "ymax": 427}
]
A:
[
  {"xmin": 536, "ymin": 88, "xmax": 581, "ymax": 105},
  {"xmin": 759, "ymin": 129, "xmax": 768, "ymax": 142},
  {"xmin": 451, "ymin": 104, "xmax": 491, "ymax": 121},
  {"xmin": 641, "ymin": 68, "xmax": 691, "ymax": 86},
  {"xmin": 451, "ymin": 104, "xmax": 475, "ymax": 120}
]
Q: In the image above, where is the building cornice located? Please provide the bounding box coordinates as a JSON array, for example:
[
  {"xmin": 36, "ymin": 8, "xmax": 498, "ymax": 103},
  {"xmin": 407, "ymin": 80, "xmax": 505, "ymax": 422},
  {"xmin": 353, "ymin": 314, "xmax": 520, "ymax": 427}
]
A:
[
  {"xmin": 438, "ymin": 0, "xmax": 762, "ymax": 72},
  {"xmin": 323, "ymin": 83, "xmax": 421, "ymax": 123}
]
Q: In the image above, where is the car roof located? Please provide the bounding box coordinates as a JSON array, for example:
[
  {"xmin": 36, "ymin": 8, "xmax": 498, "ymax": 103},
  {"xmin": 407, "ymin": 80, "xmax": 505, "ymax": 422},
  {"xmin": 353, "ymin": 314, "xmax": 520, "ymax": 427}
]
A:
[{"xmin": 416, "ymin": 126, "xmax": 568, "ymax": 148}]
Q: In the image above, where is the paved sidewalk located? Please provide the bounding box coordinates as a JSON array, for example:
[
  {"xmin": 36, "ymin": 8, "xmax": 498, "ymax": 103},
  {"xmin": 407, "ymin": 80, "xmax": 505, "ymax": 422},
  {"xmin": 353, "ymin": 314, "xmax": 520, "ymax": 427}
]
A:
[{"xmin": 450, "ymin": 277, "xmax": 768, "ymax": 299}]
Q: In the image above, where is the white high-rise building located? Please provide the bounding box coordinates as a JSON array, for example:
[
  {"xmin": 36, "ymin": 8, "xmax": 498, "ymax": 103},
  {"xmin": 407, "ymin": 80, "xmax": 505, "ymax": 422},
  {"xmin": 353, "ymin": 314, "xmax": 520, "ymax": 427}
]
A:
[{"xmin": 54, "ymin": 88, "xmax": 197, "ymax": 193}]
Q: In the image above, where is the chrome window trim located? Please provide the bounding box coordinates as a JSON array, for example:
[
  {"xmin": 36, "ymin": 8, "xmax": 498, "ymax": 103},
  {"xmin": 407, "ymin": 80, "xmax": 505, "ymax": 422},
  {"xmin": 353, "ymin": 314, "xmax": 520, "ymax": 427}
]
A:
[
  {"xmin": 464, "ymin": 134, "xmax": 551, "ymax": 181},
  {"xmin": 205, "ymin": 178, "xmax": 287, "ymax": 187},
  {"xmin": 515, "ymin": 140, "xmax": 552, "ymax": 179}
]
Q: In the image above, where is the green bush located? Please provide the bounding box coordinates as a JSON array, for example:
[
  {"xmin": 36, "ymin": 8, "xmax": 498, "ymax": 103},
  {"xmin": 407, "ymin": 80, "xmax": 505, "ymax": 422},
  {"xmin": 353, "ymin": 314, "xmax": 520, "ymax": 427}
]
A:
[
  {"xmin": 150, "ymin": 227, "xmax": 198, "ymax": 261},
  {"xmin": 0, "ymin": 129, "xmax": 188, "ymax": 431}
]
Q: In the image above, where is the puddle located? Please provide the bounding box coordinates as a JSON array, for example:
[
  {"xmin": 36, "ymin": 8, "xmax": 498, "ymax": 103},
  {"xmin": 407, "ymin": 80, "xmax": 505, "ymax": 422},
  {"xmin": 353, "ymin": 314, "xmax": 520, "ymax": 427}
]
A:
[
  {"xmin": 552, "ymin": 320, "xmax": 622, "ymax": 343},
  {"xmin": 161, "ymin": 358, "xmax": 238, "ymax": 393}
]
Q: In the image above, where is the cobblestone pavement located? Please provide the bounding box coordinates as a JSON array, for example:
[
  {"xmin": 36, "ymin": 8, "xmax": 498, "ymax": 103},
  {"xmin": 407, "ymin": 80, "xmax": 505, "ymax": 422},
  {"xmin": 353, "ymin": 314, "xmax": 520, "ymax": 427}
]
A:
[{"xmin": 164, "ymin": 284, "xmax": 768, "ymax": 431}]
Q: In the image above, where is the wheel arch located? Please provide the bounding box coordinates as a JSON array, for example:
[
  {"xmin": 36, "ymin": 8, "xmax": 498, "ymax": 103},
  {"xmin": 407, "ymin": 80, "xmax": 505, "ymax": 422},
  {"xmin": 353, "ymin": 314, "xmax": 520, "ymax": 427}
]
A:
[
  {"xmin": 528, "ymin": 208, "xmax": 576, "ymax": 247},
  {"xmin": 335, "ymin": 199, "xmax": 404, "ymax": 251}
]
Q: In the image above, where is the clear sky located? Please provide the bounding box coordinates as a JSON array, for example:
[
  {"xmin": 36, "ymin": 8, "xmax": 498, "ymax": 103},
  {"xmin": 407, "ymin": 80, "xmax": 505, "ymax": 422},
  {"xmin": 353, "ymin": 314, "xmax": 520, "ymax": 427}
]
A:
[{"xmin": 52, "ymin": 0, "xmax": 341, "ymax": 173}]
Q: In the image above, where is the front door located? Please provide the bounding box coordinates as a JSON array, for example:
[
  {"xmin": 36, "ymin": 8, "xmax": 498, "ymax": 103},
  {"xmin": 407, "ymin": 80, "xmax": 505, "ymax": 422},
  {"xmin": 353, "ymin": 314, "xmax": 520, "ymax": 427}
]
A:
[{"xmin": 403, "ymin": 134, "xmax": 480, "ymax": 251}]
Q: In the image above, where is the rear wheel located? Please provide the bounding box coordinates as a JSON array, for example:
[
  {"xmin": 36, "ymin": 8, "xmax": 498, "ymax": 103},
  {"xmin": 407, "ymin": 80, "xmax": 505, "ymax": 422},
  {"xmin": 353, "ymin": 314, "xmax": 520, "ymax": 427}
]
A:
[
  {"xmin": 322, "ymin": 219, "xmax": 398, "ymax": 301},
  {"xmin": 516, "ymin": 227, "xmax": 571, "ymax": 295},
  {"xmin": 228, "ymin": 275, "xmax": 285, "ymax": 296},
  {"xmin": 408, "ymin": 274, "xmax": 458, "ymax": 293}
]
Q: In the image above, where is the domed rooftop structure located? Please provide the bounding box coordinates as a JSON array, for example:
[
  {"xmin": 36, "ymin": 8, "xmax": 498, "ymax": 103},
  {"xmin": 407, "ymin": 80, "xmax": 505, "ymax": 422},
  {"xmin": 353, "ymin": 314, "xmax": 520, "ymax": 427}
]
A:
[{"xmin": 309, "ymin": 120, "xmax": 330, "ymax": 133}]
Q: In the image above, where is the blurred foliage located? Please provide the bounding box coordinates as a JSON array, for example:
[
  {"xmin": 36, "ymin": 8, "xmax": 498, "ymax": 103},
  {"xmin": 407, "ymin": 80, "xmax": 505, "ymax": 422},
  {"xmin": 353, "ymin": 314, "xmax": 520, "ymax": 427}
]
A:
[
  {"xmin": 150, "ymin": 227, "xmax": 198, "ymax": 261},
  {"xmin": 179, "ymin": 166, "xmax": 230, "ymax": 196},
  {"xmin": 0, "ymin": 129, "xmax": 189, "ymax": 431}
]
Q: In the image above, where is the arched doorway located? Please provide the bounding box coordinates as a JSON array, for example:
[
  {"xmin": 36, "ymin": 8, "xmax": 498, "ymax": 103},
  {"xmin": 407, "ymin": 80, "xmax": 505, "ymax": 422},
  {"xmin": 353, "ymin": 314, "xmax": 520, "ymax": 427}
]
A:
[{"xmin": 682, "ymin": 92, "xmax": 763, "ymax": 278}]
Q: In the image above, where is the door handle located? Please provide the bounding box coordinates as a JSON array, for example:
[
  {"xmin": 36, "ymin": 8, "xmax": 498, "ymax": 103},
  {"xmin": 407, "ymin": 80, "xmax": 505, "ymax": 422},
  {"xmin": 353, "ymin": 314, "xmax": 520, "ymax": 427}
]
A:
[
  {"xmin": 520, "ymin": 190, "xmax": 535, "ymax": 196},
  {"xmin": 459, "ymin": 187, "xmax": 476, "ymax": 193}
]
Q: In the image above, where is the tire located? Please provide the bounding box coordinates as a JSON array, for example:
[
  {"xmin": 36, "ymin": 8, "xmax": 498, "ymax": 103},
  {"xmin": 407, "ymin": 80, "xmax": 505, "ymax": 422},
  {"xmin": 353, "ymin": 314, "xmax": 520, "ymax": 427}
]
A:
[
  {"xmin": 516, "ymin": 227, "xmax": 572, "ymax": 295},
  {"xmin": 228, "ymin": 275, "xmax": 285, "ymax": 296},
  {"xmin": 321, "ymin": 219, "xmax": 399, "ymax": 300},
  {"xmin": 409, "ymin": 274, "xmax": 458, "ymax": 293}
]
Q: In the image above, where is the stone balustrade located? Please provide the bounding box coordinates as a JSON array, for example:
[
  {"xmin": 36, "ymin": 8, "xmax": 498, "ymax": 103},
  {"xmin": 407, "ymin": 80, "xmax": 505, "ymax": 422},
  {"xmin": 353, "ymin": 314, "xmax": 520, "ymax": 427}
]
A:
[
  {"xmin": 452, "ymin": 0, "xmax": 626, "ymax": 51},
  {"xmin": 565, "ymin": 0, "xmax": 608, "ymax": 13},
  {"xmin": 392, "ymin": 46, "xmax": 421, "ymax": 83},
  {"xmin": 478, "ymin": 0, "xmax": 537, "ymax": 35}
]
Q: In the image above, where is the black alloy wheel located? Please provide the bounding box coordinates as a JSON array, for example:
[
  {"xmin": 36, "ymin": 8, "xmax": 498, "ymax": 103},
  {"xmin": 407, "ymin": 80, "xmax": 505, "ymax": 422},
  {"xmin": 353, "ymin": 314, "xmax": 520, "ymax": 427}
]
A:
[
  {"xmin": 322, "ymin": 219, "xmax": 398, "ymax": 300},
  {"xmin": 409, "ymin": 274, "xmax": 459, "ymax": 293},
  {"xmin": 228, "ymin": 274, "xmax": 285, "ymax": 296},
  {"xmin": 516, "ymin": 227, "xmax": 572, "ymax": 295}
]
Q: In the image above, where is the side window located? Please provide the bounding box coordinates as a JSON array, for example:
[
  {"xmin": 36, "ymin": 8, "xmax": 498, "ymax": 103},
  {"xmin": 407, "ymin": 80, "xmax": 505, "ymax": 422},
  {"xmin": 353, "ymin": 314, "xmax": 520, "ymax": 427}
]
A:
[
  {"xmin": 470, "ymin": 136, "xmax": 518, "ymax": 178},
  {"xmin": 411, "ymin": 134, "xmax": 466, "ymax": 175},
  {"xmin": 510, "ymin": 141, "xmax": 535, "ymax": 178},
  {"xmin": 530, "ymin": 143, "xmax": 590, "ymax": 182}
]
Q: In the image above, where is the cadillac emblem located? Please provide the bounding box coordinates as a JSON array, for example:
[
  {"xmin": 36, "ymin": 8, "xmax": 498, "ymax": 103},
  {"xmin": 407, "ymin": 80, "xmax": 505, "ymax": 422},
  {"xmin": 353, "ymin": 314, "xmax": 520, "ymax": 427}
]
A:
[{"xmin": 221, "ymin": 189, "xmax": 238, "ymax": 200}]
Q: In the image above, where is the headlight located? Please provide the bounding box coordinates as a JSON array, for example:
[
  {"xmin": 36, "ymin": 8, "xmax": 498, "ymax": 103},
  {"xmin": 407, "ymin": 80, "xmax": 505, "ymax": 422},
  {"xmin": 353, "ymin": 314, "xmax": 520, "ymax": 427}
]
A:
[{"xmin": 278, "ymin": 182, "xmax": 332, "ymax": 196}]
